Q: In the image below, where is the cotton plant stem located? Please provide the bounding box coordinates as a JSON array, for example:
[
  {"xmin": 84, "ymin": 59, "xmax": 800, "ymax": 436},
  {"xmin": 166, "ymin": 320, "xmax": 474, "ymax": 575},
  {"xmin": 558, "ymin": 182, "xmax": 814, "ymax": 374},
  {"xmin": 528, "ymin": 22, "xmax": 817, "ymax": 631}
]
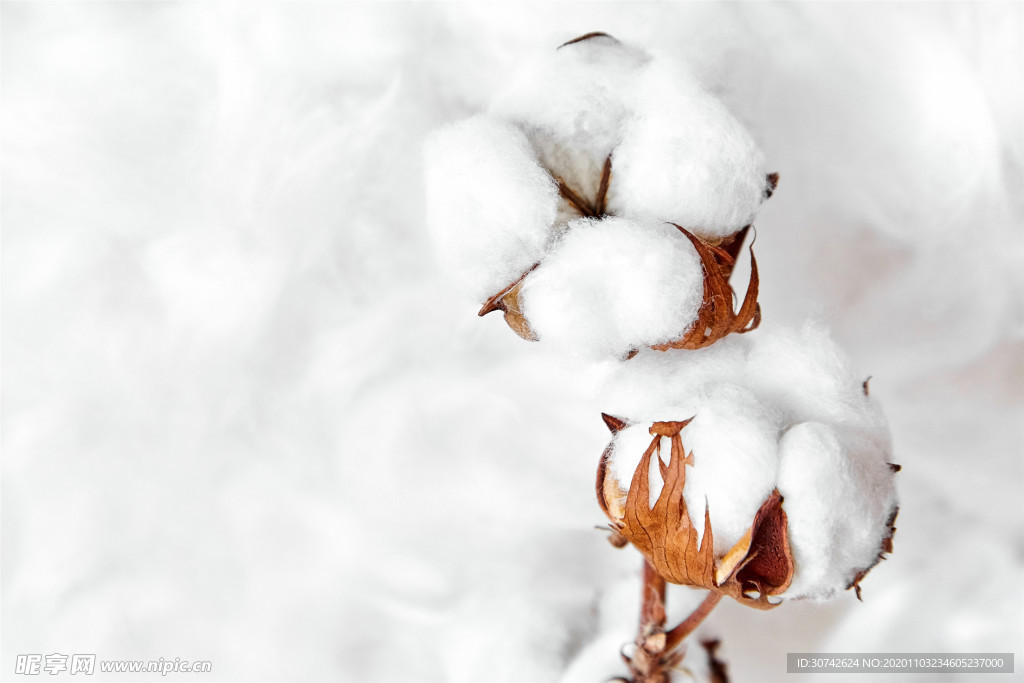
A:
[
  {"xmin": 626, "ymin": 560, "xmax": 672, "ymax": 683},
  {"xmin": 639, "ymin": 559, "xmax": 667, "ymax": 631},
  {"xmin": 631, "ymin": 560, "xmax": 727, "ymax": 682},
  {"xmin": 664, "ymin": 591, "xmax": 723, "ymax": 652}
]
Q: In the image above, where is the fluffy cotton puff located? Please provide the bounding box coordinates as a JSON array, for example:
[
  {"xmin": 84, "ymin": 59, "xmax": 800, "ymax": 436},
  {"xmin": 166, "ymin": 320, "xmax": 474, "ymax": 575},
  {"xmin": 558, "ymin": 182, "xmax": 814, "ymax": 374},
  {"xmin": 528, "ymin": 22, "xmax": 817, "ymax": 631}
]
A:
[
  {"xmin": 423, "ymin": 115, "xmax": 559, "ymax": 301},
  {"xmin": 745, "ymin": 324, "xmax": 889, "ymax": 442},
  {"xmin": 776, "ymin": 422, "xmax": 898, "ymax": 601},
  {"xmin": 608, "ymin": 54, "xmax": 768, "ymax": 240},
  {"xmin": 598, "ymin": 337, "xmax": 750, "ymax": 419},
  {"xmin": 520, "ymin": 217, "xmax": 705, "ymax": 359},
  {"xmin": 679, "ymin": 384, "xmax": 783, "ymax": 554},
  {"xmin": 489, "ymin": 34, "xmax": 649, "ymax": 177},
  {"xmin": 607, "ymin": 421, "xmax": 669, "ymax": 510}
]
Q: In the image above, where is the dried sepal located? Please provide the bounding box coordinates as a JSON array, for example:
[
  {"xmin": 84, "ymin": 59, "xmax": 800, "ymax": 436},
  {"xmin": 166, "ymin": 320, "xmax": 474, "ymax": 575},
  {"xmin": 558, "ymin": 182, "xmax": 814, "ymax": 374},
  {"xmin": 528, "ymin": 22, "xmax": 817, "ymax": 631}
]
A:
[
  {"xmin": 716, "ymin": 490, "xmax": 793, "ymax": 609},
  {"xmin": 599, "ymin": 419, "xmax": 795, "ymax": 610},
  {"xmin": 651, "ymin": 225, "xmax": 761, "ymax": 351},
  {"xmin": 558, "ymin": 31, "xmax": 619, "ymax": 50},
  {"xmin": 602, "ymin": 412, "xmax": 628, "ymax": 434},
  {"xmin": 615, "ymin": 419, "xmax": 717, "ymax": 588},
  {"xmin": 715, "ymin": 225, "xmax": 750, "ymax": 283},
  {"xmin": 477, "ymin": 267, "xmax": 538, "ymax": 340},
  {"xmin": 556, "ymin": 154, "xmax": 611, "ymax": 219}
]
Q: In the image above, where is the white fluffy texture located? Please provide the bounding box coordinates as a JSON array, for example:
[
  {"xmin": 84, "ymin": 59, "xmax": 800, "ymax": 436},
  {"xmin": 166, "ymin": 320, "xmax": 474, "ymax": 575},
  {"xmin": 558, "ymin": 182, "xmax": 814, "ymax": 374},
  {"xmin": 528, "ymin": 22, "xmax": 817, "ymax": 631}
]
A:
[
  {"xmin": 521, "ymin": 217, "xmax": 705, "ymax": 358},
  {"xmin": 598, "ymin": 336, "xmax": 750, "ymax": 418},
  {"xmin": 4, "ymin": 4, "xmax": 1021, "ymax": 683},
  {"xmin": 777, "ymin": 423, "xmax": 898, "ymax": 601},
  {"xmin": 608, "ymin": 54, "xmax": 768, "ymax": 239},
  {"xmin": 679, "ymin": 385, "xmax": 782, "ymax": 553},
  {"xmin": 424, "ymin": 115, "xmax": 559, "ymax": 301},
  {"xmin": 489, "ymin": 35, "xmax": 649, "ymax": 161},
  {"xmin": 745, "ymin": 323, "xmax": 887, "ymax": 436},
  {"xmin": 488, "ymin": 36, "xmax": 648, "ymax": 234}
]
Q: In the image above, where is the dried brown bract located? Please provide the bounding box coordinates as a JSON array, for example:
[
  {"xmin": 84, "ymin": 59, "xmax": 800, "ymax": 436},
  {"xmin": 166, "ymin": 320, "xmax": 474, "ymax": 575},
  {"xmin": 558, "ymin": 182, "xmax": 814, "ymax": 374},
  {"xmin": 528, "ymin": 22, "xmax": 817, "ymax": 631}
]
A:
[
  {"xmin": 649, "ymin": 225, "xmax": 761, "ymax": 351},
  {"xmin": 597, "ymin": 418, "xmax": 793, "ymax": 610}
]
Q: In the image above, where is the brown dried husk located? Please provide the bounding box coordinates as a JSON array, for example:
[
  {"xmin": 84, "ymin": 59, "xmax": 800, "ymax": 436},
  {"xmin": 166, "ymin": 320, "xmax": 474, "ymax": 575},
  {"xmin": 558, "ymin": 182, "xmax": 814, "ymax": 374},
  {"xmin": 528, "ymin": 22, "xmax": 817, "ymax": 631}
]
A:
[
  {"xmin": 649, "ymin": 225, "xmax": 761, "ymax": 351},
  {"xmin": 477, "ymin": 266, "xmax": 538, "ymax": 340},
  {"xmin": 597, "ymin": 417, "xmax": 794, "ymax": 610}
]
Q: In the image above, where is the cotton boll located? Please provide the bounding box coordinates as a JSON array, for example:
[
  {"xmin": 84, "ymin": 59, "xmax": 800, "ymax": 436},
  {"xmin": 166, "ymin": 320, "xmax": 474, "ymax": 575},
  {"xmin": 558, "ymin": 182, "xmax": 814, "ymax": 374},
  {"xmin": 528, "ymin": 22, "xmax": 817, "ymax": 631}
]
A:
[
  {"xmin": 777, "ymin": 422, "xmax": 898, "ymax": 601},
  {"xmin": 609, "ymin": 54, "xmax": 768, "ymax": 239},
  {"xmin": 521, "ymin": 217, "xmax": 705, "ymax": 359},
  {"xmin": 424, "ymin": 115, "xmax": 559, "ymax": 301},
  {"xmin": 604, "ymin": 384, "xmax": 781, "ymax": 554},
  {"xmin": 680, "ymin": 385, "xmax": 783, "ymax": 553},
  {"xmin": 490, "ymin": 34, "xmax": 650, "ymax": 202},
  {"xmin": 745, "ymin": 324, "xmax": 888, "ymax": 438}
]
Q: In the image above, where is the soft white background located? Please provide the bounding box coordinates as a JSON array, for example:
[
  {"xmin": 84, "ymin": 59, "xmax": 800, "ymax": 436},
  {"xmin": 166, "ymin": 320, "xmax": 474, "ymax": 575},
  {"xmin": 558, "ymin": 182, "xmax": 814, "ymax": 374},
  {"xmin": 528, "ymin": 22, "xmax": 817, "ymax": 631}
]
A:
[{"xmin": 3, "ymin": 3, "xmax": 1022, "ymax": 682}]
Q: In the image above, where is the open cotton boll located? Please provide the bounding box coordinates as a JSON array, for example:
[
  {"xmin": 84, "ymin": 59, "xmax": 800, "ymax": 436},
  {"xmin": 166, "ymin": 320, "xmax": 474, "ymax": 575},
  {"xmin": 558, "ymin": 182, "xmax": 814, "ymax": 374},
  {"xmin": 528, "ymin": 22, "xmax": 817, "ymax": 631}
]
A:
[
  {"xmin": 423, "ymin": 115, "xmax": 559, "ymax": 302},
  {"xmin": 777, "ymin": 422, "xmax": 898, "ymax": 601},
  {"xmin": 520, "ymin": 217, "xmax": 705, "ymax": 359},
  {"xmin": 745, "ymin": 324, "xmax": 888, "ymax": 437},
  {"xmin": 680, "ymin": 384, "xmax": 783, "ymax": 554},
  {"xmin": 604, "ymin": 384, "xmax": 781, "ymax": 554},
  {"xmin": 608, "ymin": 54, "xmax": 768, "ymax": 240},
  {"xmin": 489, "ymin": 34, "xmax": 649, "ymax": 206}
]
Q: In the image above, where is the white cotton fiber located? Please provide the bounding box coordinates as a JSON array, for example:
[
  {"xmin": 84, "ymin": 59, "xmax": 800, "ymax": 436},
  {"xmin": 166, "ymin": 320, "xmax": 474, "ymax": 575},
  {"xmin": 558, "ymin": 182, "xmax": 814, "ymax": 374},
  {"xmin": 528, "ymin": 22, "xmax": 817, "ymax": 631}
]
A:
[
  {"xmin": 608, "ymin": 423, "xmax": 670, "ymax": 509},
  {"xmin": 424, "ymin": 115, "xmax": 559, "ymax": 301},
  {"xmin": 608, "ymin": 54, "xmax": 768, "ymax": 240},
  {"xmin": 598, "ymin": 337, "xmax": 750, "ymax": 419},
  {"xmin": 745, "ymin": 324, "xmax": 889, "ymax": 439},
  {"xmin": 679, "ymin": 385, "xmax": 782, "ymax": 553},
  {"xmin": 776, "ymin": 422, "xmax": 898, "ymax": 600},
  {"xmin": 520, "ymin": 217, "xmax": 705, "ymax": 358},
  {"xmin": 489, "ymin": 34, "xmax": 649, "ymax": 165}
]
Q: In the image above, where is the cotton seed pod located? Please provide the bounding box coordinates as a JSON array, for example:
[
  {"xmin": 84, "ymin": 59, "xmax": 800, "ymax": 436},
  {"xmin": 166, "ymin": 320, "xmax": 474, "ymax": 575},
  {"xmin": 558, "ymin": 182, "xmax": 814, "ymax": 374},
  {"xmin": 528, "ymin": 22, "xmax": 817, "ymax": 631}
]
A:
[
  {"xmin": 597, "ymin": 414, "xmax": 898, "ymax": 607},
  {"xmin": 598, "ymin": 416, "xmax": 792, "ymax": 609},
  {"xmin": 425, "ymin": 32, "xmax": 775, "ymax": 355}
]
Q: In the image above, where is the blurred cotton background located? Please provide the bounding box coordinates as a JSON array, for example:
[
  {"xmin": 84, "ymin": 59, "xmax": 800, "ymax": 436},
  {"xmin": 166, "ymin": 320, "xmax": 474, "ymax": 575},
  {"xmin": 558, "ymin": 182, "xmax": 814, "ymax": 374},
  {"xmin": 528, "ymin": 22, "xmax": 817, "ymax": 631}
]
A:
[{"xmin": 3, "ymin": 3, "xmax": 1022, "ymax": 682}]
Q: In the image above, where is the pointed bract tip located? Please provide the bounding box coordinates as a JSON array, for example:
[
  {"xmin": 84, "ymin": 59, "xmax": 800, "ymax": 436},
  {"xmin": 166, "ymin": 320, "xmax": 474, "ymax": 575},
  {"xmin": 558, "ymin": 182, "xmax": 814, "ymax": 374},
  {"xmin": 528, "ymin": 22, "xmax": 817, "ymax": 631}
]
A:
[
  {"xmin": 602, "ymin": 413, "xmax": 628, "ymax": 433},
  {"xmin": 558, "ymin": 32, "xmax": 618, "ymax": 49}
]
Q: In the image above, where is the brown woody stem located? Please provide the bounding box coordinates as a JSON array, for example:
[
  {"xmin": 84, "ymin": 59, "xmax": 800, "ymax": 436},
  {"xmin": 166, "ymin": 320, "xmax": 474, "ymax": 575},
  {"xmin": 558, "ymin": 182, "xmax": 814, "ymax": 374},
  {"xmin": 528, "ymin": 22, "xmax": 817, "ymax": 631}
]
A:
[
  {"xmin": 640, "ymin": 560, "xmax": 667, "ymax": 631},
  {"xmin": 664, "ymin": 591, "xmax": 723, "ymax": 652}
]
